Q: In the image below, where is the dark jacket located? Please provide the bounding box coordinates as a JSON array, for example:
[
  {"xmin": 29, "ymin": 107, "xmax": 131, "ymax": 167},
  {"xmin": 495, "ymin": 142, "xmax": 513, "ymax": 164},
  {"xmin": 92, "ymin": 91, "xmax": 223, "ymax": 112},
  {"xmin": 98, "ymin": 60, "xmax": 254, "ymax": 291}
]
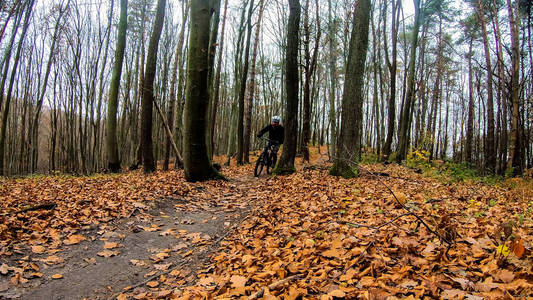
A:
[{"xmin": 257, "ymin": 124, "xmax": 285, "ymax": 144}]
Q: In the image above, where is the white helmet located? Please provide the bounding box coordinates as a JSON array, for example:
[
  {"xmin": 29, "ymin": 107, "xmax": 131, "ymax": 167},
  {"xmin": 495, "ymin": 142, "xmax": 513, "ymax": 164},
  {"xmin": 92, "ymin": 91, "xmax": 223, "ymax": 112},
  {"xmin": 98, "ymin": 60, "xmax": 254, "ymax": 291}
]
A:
[{"xmin": 272, "ymin": 116, "xmax": 281, "ymax": 124}]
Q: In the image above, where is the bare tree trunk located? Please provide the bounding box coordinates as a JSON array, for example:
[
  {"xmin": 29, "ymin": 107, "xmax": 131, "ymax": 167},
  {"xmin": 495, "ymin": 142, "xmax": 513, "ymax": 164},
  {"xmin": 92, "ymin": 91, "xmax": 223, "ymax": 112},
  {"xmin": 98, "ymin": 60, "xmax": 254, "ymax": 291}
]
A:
[
  {"xmin": 244, "ymin": 0, "xmax": 265, "ymax": 164},
  {"xmin": 300, "ymin": 0, "xmax": 320, "ymax": 162},
  {"xmin": 106, "ymin": 0, "xmax": 127, "ymax": 172},
  {"xmin": 0, "ymin": 0, "xmax": 33, "ymax": 175},
  {"xmin": 210, "ymin": 0, "xmax": 228, "ymax": 158},
  {"xmin": 165, "ymin": 2, "xmax": 189, "ymax": 170},
  {"xmin": 141, "ymin": 0, "xmax": 166, "ymax": 173},
  {"xmin": 273, "ymin": 0, "xmax": 300, "ymax": 174},
  {"xmin": 396, "ymin": 0, "xmax": 421, "ymax": 163},
  {"xmin": 506, "ymin": 0, "xmax": 522, "ymax": 176},
  {"xmin": 382, "ymin": 0, "xmax": 400, "ymax": 161},
  {"xmin": 327, "ymin": 0, "xmax": 336, "ymax": 160},
  {"xmin": 476, "ymin": 0, "xmax": 496, "ymax": 173},
  {"xmin": 206, "ymin": 0, "xmax": 222, "ymax": 160},
  {"xmin": 330, "ymin": 0, "xmax": 371, "ymax": 178},
  {"xmin": 31, "ymin": 0, "xmax": 69, "ymax": 174},
  {"xmin": 183, "ymin": 0, "xmax": 221, "ymax": 181},
  {"xmin": 236, "ymin": 0, "xmax": 254, "ymax": 165}
]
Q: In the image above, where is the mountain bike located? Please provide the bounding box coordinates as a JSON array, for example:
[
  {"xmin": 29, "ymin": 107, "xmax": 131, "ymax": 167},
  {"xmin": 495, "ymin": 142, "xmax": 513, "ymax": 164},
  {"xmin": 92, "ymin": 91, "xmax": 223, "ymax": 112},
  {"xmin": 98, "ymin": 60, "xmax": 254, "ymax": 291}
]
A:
[{"xmin": 254, "ymin": 138, "xmax": 279, "ymax": 177}]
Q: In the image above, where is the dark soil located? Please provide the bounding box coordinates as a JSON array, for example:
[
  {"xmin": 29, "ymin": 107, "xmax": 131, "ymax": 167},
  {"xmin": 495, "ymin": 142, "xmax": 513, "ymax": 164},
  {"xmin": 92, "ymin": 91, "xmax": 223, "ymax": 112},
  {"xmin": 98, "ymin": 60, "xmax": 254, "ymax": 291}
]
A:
[{"xmin": 0, "ymin": 175, "xmax": 260, "ymax": 300}]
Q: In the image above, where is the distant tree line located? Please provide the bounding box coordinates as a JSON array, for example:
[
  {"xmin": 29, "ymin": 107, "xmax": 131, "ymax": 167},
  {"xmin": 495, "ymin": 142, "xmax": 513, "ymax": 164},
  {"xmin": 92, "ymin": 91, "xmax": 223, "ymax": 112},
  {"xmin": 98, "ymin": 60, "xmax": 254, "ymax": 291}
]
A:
[{"xmin": 0, "ymin": 0, "xmax": 531, "ymax": 180}]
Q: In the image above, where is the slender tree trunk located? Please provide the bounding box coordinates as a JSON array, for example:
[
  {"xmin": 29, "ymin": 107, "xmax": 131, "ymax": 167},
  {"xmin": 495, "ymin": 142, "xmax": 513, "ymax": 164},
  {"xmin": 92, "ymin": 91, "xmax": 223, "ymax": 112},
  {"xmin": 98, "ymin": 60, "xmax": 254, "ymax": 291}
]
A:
[
  {"xmin": 396, "ymin": 0, "xmax": 421, "ymax": 163},
  {"xmin": 165, "ymin": 2, "xmax": 189, "ymax": 170},
  {"xmin": 300, "ymin": 0, "xmax": 321, "ymax": 162},
  {"xmin": 330, "ymin": 0, "xmax": 371, "ymax": 178},
  {"xmin": 236, "ymin": 0, "xmax": 254, "ymax": 165},
  {"xmin": 141, "ymin": 0, "xmax": 166, "ymax": 173},
  {"xmin": 244, "ymin": 0, "xmax": 265, "ymax": 164},
  {"xmin": 183, "ymin": 0, "xmax": 221, "ymax": 181},
  {"xmin": 428, "ymin": 16, "xmax": 443, "ymax": 161},
  {"xmin": 506, "ymin": 0, "xmax": 522, "ymax": 175},
  {"xmin": 106, "ymin": 0, "xmax": 127, "ymax": 172},
  {"xmin": 327, "ymin": 0, "xmax": 336, "ymax": 160},
  {"xmin": 31, "ymin": 0, "xmax": 69, "ymax": 174},
  {"xmin": 382, "ymin": 0, "xmax": 400, "ymax": 161},
  {"xmin": 0, "ymin": 0, "xmax": 33, "ymax": 176},
  {"xmin": 476, "ymin": 0, "xmax": 496, "ymax": 173},
  {"xmin": 206, "ymin": 0, "xmax": 222, "ymax": 159},
  {"xmin": 210, "ymin": 0, "xmax": 228, "ymax": 158},
  {"xmin": 273, "ymin": 0, "xmax": 300, "ymax": 174}
]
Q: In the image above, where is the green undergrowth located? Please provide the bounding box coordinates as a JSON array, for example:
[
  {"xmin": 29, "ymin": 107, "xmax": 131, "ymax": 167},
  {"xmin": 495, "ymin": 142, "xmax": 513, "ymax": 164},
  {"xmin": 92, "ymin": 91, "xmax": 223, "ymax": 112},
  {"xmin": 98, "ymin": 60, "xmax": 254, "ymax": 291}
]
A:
[{"xmin": 405, "ymin": 149, "xmax": 503, "ymax": 185}]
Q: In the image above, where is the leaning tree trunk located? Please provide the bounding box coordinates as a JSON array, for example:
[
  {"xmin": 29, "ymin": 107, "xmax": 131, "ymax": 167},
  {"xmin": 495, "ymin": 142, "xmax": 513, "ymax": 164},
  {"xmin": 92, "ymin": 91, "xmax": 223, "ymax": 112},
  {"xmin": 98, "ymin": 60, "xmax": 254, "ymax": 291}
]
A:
[
  {"xmin": 141, "ymin": 0, "xmax": 166, "ymax": 173},
  {"xmin": 273, "ymin": 0, "xmax": 300, "ymax": 174},
  {"xmin": 105, "ymin": 0, "xmax": 127, "ymax": 173},
  {"xmin": 0, "ymin": 0, "xmax": 33, "ymax": 176},
  {"xmin": 329, "ymin": 0, "xmax": 371, "ymax": 178},
  {"xmin": 182, "ymin": 0, "xmax": 222, "ymax": 181}
]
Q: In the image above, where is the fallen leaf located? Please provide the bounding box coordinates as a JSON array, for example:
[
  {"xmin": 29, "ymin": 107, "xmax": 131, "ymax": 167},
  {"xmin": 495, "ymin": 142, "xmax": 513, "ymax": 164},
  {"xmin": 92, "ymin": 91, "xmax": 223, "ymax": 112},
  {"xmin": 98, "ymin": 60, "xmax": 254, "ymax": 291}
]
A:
[
  {"xmin": 84, "ymin": 257, "xmax": 97, "ymax": 264},
  {"xmin": 230, "ymin": 275, "xmax": 247, "ymax": 287},
  {"xmin": 154, "ymin": 263, "xmax": 172, "ymax": 271},
  {"xmin": 51, "ymin": 274, "xmax": 63, "ymax": 279},
  {"xmin": 104, "ymin": 242, "xmax": 119, "ymax": 249},
  {"xmin": 97, "ymin": 250, "xmax": 120, "ymax": 258},
  {"xmin": 199, "ymin": 276, "xmax": 215, "ymax": 286},
  {"xmin": 493, "ymin": 269, "xmax": 514, "ymax": 283},
  {"xmin": 146, "ymin": 281, "xmax": 159, "ymax": 288},
  {"xmin": 510, "ymin": 240, "xmax": 525, "ymax": 258},
  {"xmin": 117, "ymin": 293, "xmax": 127, "ymax": 300},
  {"xmin": 44, "ymin": 255, "xmax": 64, "ymax": 265},
  {"xmin": 0, "ymin": 264, "xmax": 10, "ymax": 275},
  {"xmin": 31, "ymin": 245, "xmax": 46, "ymax": 254},
  {"xmin": 329, "ymin": 290, "xmax": 346, "ymax": 297},
  {"xmin": 63, "ymin": 234, "xmax": 86, "ymax": 245},
  {"xmin": 172, "ymin": 243, "xmax": 188, "ymax": 251},
  {"xmin": 156, "ymin": 290, "xmax": 173, "ymax": 299}
]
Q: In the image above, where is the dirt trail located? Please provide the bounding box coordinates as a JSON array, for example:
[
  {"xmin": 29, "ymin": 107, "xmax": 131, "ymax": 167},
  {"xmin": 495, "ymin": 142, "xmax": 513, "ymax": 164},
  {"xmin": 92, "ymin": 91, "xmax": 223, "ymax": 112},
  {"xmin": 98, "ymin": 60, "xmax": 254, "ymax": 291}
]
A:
[{"xmin": 0, "ymin": 172, "xmax": 265, "ymax": 300}]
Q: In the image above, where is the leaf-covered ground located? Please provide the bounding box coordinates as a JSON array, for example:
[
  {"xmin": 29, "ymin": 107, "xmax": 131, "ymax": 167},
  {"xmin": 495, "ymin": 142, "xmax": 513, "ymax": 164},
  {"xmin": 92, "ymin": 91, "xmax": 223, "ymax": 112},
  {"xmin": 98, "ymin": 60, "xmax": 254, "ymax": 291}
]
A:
[{"xmin": 0, "ymin": 149, "xmax": 532, "ymax": 299}]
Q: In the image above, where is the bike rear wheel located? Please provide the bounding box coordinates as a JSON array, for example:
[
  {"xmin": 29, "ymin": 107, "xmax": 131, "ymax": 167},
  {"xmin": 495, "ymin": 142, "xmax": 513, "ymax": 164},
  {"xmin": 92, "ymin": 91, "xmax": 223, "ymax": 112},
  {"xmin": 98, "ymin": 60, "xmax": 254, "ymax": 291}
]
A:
[{"xmin": 254, "ymin": 152, "xmax": 266, "ymax": 177}]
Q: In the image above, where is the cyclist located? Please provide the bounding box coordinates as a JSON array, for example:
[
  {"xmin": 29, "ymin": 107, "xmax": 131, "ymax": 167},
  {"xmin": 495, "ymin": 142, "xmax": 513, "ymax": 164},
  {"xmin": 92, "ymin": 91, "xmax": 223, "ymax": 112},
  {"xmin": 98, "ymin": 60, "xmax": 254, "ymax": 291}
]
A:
[{"xmin": 256, "ymin": 116, "xmax": 285, "ymax": 165}]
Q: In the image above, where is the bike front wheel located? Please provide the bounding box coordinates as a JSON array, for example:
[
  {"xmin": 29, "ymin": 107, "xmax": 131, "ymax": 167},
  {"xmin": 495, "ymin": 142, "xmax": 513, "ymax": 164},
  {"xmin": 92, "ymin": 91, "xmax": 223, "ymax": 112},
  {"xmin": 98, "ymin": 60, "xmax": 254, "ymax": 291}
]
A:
[{"xmin": 254, "ymin": 153, "xmax": 266, "ymax": 177}]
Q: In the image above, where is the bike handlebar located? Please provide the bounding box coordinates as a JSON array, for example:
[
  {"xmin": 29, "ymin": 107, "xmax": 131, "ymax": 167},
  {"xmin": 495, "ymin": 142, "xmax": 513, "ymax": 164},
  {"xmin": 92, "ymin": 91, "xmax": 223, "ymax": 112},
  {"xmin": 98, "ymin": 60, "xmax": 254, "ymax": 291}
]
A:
[{"xmin": 258, "ymin": 137, "xmax": 280, "ymax": 145}]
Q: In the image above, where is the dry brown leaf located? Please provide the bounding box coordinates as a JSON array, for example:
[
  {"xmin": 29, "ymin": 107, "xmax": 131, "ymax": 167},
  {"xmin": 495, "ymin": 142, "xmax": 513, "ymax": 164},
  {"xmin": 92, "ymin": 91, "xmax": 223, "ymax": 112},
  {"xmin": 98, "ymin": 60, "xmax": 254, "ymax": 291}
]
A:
[
  {"xmin": 104, "ymin": 242, "xmax": 119, "ymax": 249},
  {"xmin": 198, "ymin": 276, "xmax": 215, "ymax": 286},
  {"xmin": 44, "ymin": 255, "xmax": 64, "ymax": 265},
  {"xmin": 154, "ymin": 263, "xmax": 172, "ymax": 271},
  {"xmin": 31, "ymin": 245, "xmax": 46, "ymax": 254},
  {"xmin": 493, "ymin": 269, "xmax": 514, "ymax": 283},
  {"xmin": 51, "ymin": 274, "xmax": 63, "ymax": 279},
  {"xmin": 146, "ymin": 281, "xmax": 159, "ymax": 288},
  {"xmin": 328, "ymin": 289, "xmax": 345, "ymax": 297},
  {"xmin": 0, "ymin": 264, "xmax": 9, "ymax": 275},
  {"xmin": 97, "ymin": 250, "xmax": 120, "ymax": 258},
  {"xmin": 116, "ymin": 293, "xmax": 127, "ymax": 300},
  {"xmin": 230, "ymin": 275, "xmax": 247, "ymax": 287},
  {"xmin": 63, "ymin": 234, "xmax": 86, "ymax": 245}
]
